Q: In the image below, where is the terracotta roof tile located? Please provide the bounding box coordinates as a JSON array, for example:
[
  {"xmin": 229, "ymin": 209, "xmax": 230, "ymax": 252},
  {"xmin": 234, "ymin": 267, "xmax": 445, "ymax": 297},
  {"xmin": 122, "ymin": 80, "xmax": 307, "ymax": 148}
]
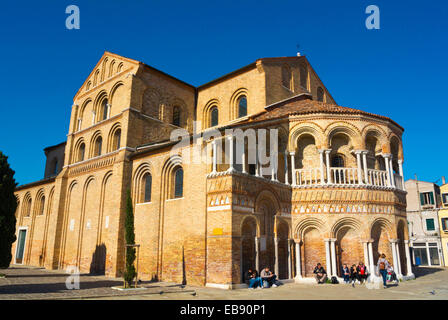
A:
[{"xmin": 244, "ymin": 96, "xmax": 403, "ymax": 131}]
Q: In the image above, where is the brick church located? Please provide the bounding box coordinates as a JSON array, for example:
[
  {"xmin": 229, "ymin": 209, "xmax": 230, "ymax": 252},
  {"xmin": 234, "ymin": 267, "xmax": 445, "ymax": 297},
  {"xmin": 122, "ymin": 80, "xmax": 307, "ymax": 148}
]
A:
[{"xmin": 12, "ymin": 51, "xmax": 414, "ymax": 288}]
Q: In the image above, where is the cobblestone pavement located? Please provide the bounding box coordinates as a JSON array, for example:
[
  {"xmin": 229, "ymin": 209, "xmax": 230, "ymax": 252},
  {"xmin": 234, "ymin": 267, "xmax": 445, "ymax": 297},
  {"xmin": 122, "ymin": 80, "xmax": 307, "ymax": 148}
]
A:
[
  {"xmin": 1, "ymin": 265, "xmax": 447, "ymax": 300},
  {"xmin": 0, "ymin": 266, "xmax": 193, "ymax": 300}
]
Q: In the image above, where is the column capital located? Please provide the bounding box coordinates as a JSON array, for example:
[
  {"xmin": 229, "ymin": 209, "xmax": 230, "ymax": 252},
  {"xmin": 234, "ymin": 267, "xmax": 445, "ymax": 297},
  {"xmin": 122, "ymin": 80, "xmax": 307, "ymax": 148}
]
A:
[
  {"xmin": 324, "ymin": 149, "xmax": 332, "ymax": 155},
  {"xmin": 398, "ymin": 159, "xmax": 403, "ymax": 164},
  {"xmin": 294, "ymin": 239, "xmax": 302, "ymax": 245},
  {"xmin": 330, "ymin": 238, "xmax": 337, "ymax": 242},
  {"xmin": 404, "ymin": 239, "xmax": 409, "ymax": 244},
  {"xmin": 389, "ymin": 239, "xmax": 398, "ymax": 243},
  {"xmin": 382, "ymin": 153, "xmax": 392, "ymax": 159},
  {"xmin": 318, "ymin": 149, "xmax": 328, "ymax": 154},
  {"xmin": 289, "ymin": 151, "xmax": 295, "ymax": 156},
  {"xmin": 352, "ymin": 149, "xmax": 366, "ymax": 155},
  {"xmin": 226, "ymin": 135, "xmax": 233, "ymax": 141},
  {"xmin": 324, "ymin": 238, "xmax": 331, "ymax": 242}
]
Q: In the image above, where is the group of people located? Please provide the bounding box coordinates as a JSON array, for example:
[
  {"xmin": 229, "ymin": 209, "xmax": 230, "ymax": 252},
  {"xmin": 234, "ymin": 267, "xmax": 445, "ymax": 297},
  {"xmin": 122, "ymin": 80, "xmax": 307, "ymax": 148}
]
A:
[
  {"xmin": 312, "ymin": 253, "xmax": 398, "ymax": 289},
  {"xmin": 244, "ymin": 267, "xmax": 281, "ymax": 289},
  {"xmin": 341, "ymin": 262, "xmax": 369, "ymax": 286}
]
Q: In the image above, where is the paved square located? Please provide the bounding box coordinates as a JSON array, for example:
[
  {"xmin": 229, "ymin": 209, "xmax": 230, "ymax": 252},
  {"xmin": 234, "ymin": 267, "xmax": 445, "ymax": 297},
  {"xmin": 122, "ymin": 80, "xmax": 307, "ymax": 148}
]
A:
[{"xmin": 0, "ymin": 266, "xmax": 447, "ymax": 300}]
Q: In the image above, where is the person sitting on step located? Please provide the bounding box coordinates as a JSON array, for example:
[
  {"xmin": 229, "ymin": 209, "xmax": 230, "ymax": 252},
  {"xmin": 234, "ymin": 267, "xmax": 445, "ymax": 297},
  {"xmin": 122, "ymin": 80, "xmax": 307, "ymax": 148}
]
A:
[
  {"xmin": 350, "ymin": 264, "xmax": 360, "ymax": 287},
  {"xmin": 357, "ymin": 262, "xmax": 368, "ymax": 284},
  {"xmin": 260, "ymin": 267, "xmax": 278, "ymax": 288},
  {"xmin": 313, "ymin": 263, "xmax": 327, "ymax": 284},
  {"xmin": 342, "ymin": 264, "xmax": 350, "ymax": 284}
]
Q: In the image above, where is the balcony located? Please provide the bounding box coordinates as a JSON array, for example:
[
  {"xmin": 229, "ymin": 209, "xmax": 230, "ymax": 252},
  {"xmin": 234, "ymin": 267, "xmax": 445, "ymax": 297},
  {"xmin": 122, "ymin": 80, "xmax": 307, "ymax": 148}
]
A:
[{"xmin": 294, "ymin": 166, "xmax": 404, "ymax": 191}]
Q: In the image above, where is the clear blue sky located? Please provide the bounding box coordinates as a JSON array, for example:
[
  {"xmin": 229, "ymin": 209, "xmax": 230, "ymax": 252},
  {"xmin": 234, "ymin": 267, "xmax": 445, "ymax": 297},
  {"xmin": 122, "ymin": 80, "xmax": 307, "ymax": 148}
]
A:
[{"xmin": 0, "ymin": 0, "xmax": 447, "ymax": 186}]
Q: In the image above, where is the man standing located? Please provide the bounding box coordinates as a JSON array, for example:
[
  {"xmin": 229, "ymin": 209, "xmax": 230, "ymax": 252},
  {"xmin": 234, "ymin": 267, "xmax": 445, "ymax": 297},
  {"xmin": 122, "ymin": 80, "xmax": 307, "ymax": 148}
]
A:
[{"xmin": 313, "ymin": 263, "xmax": 327, "ymax": 284}]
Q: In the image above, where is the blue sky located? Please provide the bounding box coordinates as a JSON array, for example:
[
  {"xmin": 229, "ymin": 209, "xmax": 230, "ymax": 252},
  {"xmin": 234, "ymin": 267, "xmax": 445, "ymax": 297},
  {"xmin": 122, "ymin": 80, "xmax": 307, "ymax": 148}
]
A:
[{"xmin": 0, "ymin": 0, "xmax": 447, "ymax": 185}]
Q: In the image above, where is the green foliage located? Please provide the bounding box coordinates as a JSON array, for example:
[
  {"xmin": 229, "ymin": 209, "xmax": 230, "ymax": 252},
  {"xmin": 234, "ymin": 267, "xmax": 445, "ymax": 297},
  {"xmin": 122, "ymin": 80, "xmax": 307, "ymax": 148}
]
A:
[
  {"xmin": 123, "ymin": 189, "xmax": 136, "ymax": 287},
  {"xmin": 0, "ymin": 151, "xmax": 18, "ymax": 269}
]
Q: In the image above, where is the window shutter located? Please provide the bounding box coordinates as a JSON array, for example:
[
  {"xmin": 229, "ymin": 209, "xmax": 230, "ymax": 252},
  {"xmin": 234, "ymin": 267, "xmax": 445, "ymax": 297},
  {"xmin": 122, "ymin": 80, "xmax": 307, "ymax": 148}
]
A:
[
  {"xmin": 429, "ymin": 192, "xmax": 434, "ymax": 204},
  {"xmin": 426, "ymin": 219, "xmax": 435, "ymax": 231},
  {"xmin": 420, "ymin": 193, "xmax": 425, "ymax": 205}
]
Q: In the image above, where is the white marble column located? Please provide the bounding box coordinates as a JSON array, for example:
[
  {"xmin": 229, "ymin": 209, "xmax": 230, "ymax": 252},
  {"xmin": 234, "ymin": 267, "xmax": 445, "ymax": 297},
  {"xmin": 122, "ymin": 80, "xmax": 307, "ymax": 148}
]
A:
[
  {"xmin": 390, "ymin": 239, "xmax": 399, "ymax": 272},
  {"xmin": 330, "ymin": 238, "xmax": 337, "ymax": 277},
  {"xmin": 325, "ymin": 150, "xmax": 332, "ymax": 184},
  {"xmin": 318, "ymin": 149, "xmax": 325, "ymax": 184},
  {"xmin": 368, "ymin": 240, "xmax": 375, "ymax": 275},
  {"xmin": 255, "ymin": 237, "xmax": 260, "ymax": 272},
  {"xmin": 287, "ymin": 239, "xmax": 292, "ymax": 279},
  {"xmin": 363, "ymin": 241, "xmax": 369, "ymax": 267},
  {"xmin": 227, "ymin": 136, "xmax": 235, "ymax": 173},
  {"xmin": 271, "ymin": 152, "xmax": 277, "ymax": 181},
  {"xmin": 398, "ymin": 159, "xmax": 405, "ymax": 191},
  {"xmin": 241, "ymin": 141, "xmax": 247, "ymax": 174},
  {"xmin": 211, "ymin": 140, "xmax": 217, "ymax": 174},
  {"xmin": 404, "ymin": 240, "xmax": 414, "ymax": 277},
  {"xmin": 383, "ymin": 154, "xmax": 392, "ymax": 187},
  {"xmin": 389, "ymin": 156, "xmax": 396, "ymax": 188},
  {"xmin": 362, "ymin": 151, "xmax": 369, "ymax": 184},
  {"xmin": 91, "ymin": 110, "xmax": 96, "ymax": 125},
  {"xmin": 290, "ymin": 152, "xmax": 296, "ymax": 186},
  {"xmin": 284, "ymin": 151, "xmax": 289, "ymax": 185},
  {"xmin": 325, "ymin": 239, "xmax": 332, "ymax": 276},
  {"xmin": 295, "ymin": 241, "xmax": 302, "ymax": 278},
  {"xmin": 355, "ymin": 150, "xmax": 363, "ymax": 184},
  {"xmin": 106, "ymin": 103, "xmax": 111, "ymax": 119},
  {"xmin": 274, "ymin": 237, "xmax": 279, "ymax": 276}
]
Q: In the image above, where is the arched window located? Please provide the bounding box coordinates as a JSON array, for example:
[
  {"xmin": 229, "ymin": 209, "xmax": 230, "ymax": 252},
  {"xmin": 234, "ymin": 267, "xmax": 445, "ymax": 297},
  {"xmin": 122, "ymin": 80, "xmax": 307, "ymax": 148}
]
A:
[
  {"xmin": 210, "ymin": 107, "xmax": 219, "ymax": 127},
  {"xmin": 238, "ymin": 96, "xmax": 247, "ymax": 118},
  {"xmin": 143, "ymin": 173, "xmax": 152, "ymax": 202},
  {"xmin": 331, "ymin": 154, "xmax": 344, "ymax": 167},
  {"xmin": 25, "ymin": 197, "xmax": 32, "ymax": 217},
  {"xmin": 77, "ymin": 143, "xmax": 86, "ymax": 162},
  {"xmin": 317, "ymin": 87, "xmax": 324, "ymax": 102},
  {"xmin": 101, "ymin": 99, "xmax": 109, "ymax": 121},
  {"xmin": 281, "ymin": 64, "xmax": 292, "ymax": 90},
  {"xmin": 113, "ymin": 129, "xmax": 121, "ymax": 150},
  {"xmin": 173, "ymin": 106, "xmax": 181, "ymax": 127},
  {"xmin": 174, "ymin": 168, "xmax": 183, "ymax": 198},
  {"xmin": 39, "ymin": 196, "xmax": 45, "ymax": 215},
  {"xmin": 94, "ymin": 137, "xmax": 103, "ymax": 157},
  {"xmin": 300, "ymin": 65, "xmax": 308, "ymax": 88},
  {"xmin": 331, "ymin": 154, "xmax": 345, "ymax": 183}
]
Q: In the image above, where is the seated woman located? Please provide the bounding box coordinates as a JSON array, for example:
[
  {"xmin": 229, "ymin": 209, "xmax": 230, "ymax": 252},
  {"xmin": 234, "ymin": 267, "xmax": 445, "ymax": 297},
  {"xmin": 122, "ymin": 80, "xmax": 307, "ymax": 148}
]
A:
[
  {"xmin": 357, "ymin": 262, "xmax": 368, "ymax": 283},
  {"xmin": 350, "ymin": 264, "xmax": 360, "ymax": 287},
  {"xmin": 245, "ymin": 268, "xmax": 262, "ymax": 289}
]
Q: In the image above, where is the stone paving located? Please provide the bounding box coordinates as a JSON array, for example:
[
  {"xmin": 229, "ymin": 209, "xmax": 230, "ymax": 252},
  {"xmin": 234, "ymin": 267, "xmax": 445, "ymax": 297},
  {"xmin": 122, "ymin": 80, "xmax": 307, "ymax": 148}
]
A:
[
  {"xmin": 1, "ymin": 265, "xmax": 447, "ymax": 300},
  {"xmin": 0, "ymin": 266, "xmax": 192, "ymax": 300}
]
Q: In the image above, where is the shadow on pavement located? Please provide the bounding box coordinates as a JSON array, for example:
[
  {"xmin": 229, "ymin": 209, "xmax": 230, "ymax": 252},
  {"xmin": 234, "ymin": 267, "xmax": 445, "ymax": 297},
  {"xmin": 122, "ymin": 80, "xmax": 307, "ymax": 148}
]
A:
[
  {"xmin": 414, "ymin": 266, "xmax": 445, "ymax": 277},
  {"xmin": 0, "ymin": 279, "xmax": 122, "ymax": 295}
]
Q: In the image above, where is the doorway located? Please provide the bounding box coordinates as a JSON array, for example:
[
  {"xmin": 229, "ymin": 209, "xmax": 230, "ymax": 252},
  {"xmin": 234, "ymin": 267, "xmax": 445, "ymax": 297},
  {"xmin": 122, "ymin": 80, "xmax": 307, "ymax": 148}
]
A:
[{"xmin": 15, "ymin": 229, "xmax": 27, "ymax": 264}]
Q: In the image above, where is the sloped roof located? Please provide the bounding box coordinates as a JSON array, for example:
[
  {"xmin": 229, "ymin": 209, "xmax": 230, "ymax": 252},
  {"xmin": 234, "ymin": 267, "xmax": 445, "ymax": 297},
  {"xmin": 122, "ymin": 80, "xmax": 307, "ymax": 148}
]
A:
[{"xmin": 242, "ymin": 94, "xmax": 403, "ymax": 131}]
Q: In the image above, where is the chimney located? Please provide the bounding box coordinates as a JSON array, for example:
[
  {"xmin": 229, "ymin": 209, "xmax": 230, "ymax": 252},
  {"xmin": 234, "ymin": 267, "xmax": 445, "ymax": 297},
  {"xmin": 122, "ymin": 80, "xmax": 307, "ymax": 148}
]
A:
[{"xmin": 443, "ymin": 176, "xmax": 446, "ymax": 185}]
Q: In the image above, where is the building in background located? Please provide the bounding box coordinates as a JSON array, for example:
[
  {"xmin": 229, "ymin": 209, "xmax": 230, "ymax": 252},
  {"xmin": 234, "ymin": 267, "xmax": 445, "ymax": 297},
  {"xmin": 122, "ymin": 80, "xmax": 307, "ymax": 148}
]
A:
[
  {"xmin": 438, "ymin": 178, "xmax": 448, "ymax": 266},
  {"xmin": 405, "ymin": 179, "xmax": 444, "ymax": 267}
]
